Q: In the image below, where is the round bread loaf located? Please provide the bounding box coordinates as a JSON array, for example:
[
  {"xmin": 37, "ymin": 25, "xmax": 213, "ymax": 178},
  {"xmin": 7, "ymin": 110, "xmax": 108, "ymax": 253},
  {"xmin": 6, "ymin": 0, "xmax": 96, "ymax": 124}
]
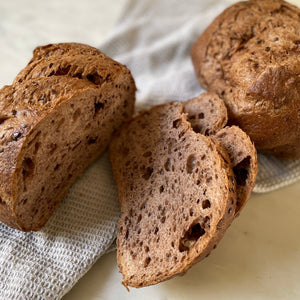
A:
[{"xmin": 191, "ymin": 0, "xmax": 300, "ymax": 159}]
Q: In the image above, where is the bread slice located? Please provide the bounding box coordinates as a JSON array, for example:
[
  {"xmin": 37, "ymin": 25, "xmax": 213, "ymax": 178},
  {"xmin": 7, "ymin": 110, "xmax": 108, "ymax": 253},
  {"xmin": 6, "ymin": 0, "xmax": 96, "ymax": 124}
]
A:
[
  {"xmin": 109, "ymin": 101, "xmax": 238, "ymax": 288},
  {"xmin": 183, "ymin": 92, "xmax": 227, "ymax": 135},
  {"xmin": 0, "ymin": 43, "xmax": 136, "ymax": 231},
  {"xmin": 183, "ymin": 94, "xmax": 257, "ymax": 216},
  {"xmin": 213, "ymin": 126, "xmax": 257, "ymax": 215}
]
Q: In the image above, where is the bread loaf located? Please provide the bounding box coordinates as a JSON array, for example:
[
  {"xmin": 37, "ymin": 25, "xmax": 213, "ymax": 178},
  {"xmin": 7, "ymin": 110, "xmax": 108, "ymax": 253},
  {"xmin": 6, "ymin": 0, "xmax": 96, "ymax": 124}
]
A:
[
  {"xmin": 0, "ymin": 43, "xmax": 136, "ymax": 231},
  {"xmin": 191, "ymin": 0, "xmax": 300, "ymax": 159},
  {"xmin": 109, "ymin": 94, "xmax": 257, "ymax": 288}
]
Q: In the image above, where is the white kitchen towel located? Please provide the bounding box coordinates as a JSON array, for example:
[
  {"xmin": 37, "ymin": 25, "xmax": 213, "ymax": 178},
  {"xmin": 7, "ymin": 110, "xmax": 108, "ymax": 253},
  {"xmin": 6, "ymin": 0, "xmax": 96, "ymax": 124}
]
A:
[{"xmin": 1, "ymin": 0, "xmax": 300, "ymax": 300}]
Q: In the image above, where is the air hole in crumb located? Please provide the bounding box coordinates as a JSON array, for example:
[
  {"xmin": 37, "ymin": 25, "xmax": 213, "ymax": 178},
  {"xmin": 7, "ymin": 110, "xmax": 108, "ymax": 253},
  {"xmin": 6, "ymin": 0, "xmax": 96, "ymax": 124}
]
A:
[
  {"xmin": 73, "ymin": 108, "xmax": 81, "ymax": 121},
  {"xmin": 0, "ymin": 114, "xmax": 9, "ymax": 125},
  {"xmin": 34, "ymin": 142, "xmax": 41, "ymax": 155},
  {"xmin": 88, "ymin": 137, "xmax": 97, "ymax": 144},
  {"xmin": 20, "ymin": 198, "xmax": 28, "ymax": 206},
  {"xmin": 173, "ymin": 119, "xmax": 181, "ymax": 128},
  {"xmin": 154, "ymin": 227, "xmax": 159, "ymax": 234},
  {"xmin": 198, "ymin": 112, "xmax": 204, "ymax": 119},
  {"xmin": 202, "ymin": 199, "xmax": 211, "ymax": 209},
  {"xmin": 186, "ymin": 154, "xmax": 197, "ymax": 174},
  {"xmin": 161, "ymin": 216, "xmax": 166, "ymax": 223},
  {"xmin": 145, "ymin": 246, "xmax": 149, "ymax": 252},
  {"xmin": 159, "ymin": 185, "xmax": 164, "ymax": 193},
  {"xmin": 22, "ymin": 157, "xmax": 34, "ymax": 181},
  {"xmin": 94, "ymin": 101, "xmax": 104, "ymax": 115},
  {"xmin": 140, "ymin": 200, "xmax": 147, "ymax": 210},
  {"xmin": 164, "ymin": 158, "xmax": 171, "ymax": 171},
  {"xmin": 144, "ymin": 257, "xmax": 151, "ymax": 267},
  {"xmin": 137, "ymin": 214, "xmax": 142, "ymax": 223},
  {"xmin": 142, "ymin": 167, "xmax": 153, "ymax": 180},
  {"xmin": 0, "ymin": 197, "xmax": 5, "ymax": 206},
  {"xmin": 125, "ymin": 229, "xmax": 129, "ymax": 239},
  {"xmin": 179, "ymin": 222, "xmax": 205, "ymax": 252},
  {"xmin": 233, "ymin": 156, "xmax": 250, "ymax": 186},
  {"xmin": 49, "ymin": 65, "xmax": 71, "ymax": 77},
  {"xmin": 87, "ymin": 73, "xmax": 103, "ymax": 85},
  {"xmin": 54, "ymin": 164, "xmax": 60, "ymax": 171}
]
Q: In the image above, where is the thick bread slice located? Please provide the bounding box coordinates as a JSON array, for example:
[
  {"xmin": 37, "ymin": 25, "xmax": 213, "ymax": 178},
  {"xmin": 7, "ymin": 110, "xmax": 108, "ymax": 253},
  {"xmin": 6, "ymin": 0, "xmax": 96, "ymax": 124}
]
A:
[
  {"xmin": 183, "ymin": 92, "xmax": 227, "ymax": 135},
  {"xmin": 109, "ymin": 102, "xmax": 237, "ymax": 288},
  {"xmin": 182, "ymin": 94, "xmax": 257, "ymax": 216},
  {"xmin": 213, "ymin": 126, "xmax": 257, "ymax": 215},
  {"xmin": 0, "ymin": 43, "xmax": 136, "ymax": 231}
]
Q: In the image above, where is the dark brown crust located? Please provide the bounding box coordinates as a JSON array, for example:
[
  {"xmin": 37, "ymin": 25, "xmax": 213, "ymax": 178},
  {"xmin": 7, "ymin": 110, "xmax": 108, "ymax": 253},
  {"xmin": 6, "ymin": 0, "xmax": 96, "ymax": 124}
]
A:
[
  {"xmin": 0, "ymin": 43, "xmax": 136, "ymax": 231},
  {"xmin": 191, "ymin": 0, "xmax": 300, "ymax": 159}
]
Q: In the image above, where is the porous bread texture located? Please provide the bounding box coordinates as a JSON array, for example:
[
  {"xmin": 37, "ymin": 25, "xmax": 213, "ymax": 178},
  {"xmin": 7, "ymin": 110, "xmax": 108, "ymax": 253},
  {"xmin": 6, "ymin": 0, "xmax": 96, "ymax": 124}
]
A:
[
  {"xmin": 191, "ymin": 0, "xmax": 300, "ymax": 159},
  {"xmin": 213, "ymin": 126, "xmax": 257, "ymax": 215},
  {"xmin": 184, "ymin": 92, "xmax": 227, "ymax": 135},
  {"xmin": 183, "ymin": 93, "xmax": 257, "ymax": 216},
  {"xmin": 0, "ymin": 43, "xmax": 136, "ymax": 231},
  {"xmin": 110, "ymin": 101, "xmax": 238, "ymax": 288}
]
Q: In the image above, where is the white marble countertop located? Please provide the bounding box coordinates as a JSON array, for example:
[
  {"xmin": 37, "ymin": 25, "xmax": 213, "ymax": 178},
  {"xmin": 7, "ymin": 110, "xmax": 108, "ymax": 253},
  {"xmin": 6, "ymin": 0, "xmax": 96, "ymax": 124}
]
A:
[{"xmin": 1, "ymin": 0, "xmax": 300, "ymax": 299}]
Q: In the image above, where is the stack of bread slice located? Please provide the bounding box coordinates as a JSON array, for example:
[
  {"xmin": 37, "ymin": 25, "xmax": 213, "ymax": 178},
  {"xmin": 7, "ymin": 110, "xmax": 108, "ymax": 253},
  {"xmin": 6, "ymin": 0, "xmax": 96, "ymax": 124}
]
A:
[{"xmin": 110, "ymin": 92, "xmax": 257, "ymax": 288}]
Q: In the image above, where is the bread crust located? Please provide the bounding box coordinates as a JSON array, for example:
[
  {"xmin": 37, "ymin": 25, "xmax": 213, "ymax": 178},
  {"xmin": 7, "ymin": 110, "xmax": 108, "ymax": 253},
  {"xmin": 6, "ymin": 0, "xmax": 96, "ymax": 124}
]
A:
[
  {"xmin": 191, "ymin": 0, "xmax": 300, "ymax": 159},
  {"xmin": 0, "ymin": 43, "xmax": 136, "ymax": 231}
]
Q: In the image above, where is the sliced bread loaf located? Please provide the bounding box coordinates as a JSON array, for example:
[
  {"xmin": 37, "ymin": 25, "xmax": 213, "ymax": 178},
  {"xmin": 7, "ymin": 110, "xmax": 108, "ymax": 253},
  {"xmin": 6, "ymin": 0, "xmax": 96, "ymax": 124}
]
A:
[
  {"xmin": 110, "ymin": 101, "xmax": 238, "ymax": 288},
  {"xmin": 0, "ymin": 43, "xmax": 136, "ymax": 231}
]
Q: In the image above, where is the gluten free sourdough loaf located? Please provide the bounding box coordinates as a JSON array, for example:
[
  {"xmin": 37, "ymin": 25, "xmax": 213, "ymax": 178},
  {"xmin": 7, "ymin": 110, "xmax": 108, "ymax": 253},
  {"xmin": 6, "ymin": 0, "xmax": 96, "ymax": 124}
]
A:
[
  {"xmin": 109, "ymin": 93, "xmax": 257, "ymax": 288},
  {"xmin": 0, "ymin": 43, "xmax": 136, "ymax": 231},
  {"xmin": 191, "ymin": 0, "xmax": 300, "ymax": 159}
]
